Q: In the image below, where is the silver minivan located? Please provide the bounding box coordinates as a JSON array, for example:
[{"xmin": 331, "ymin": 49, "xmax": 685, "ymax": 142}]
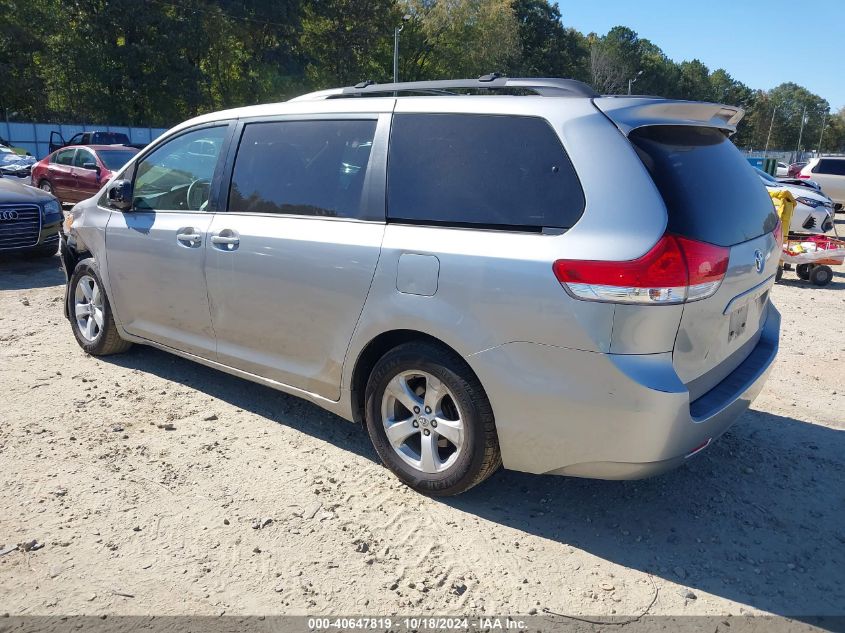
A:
[{"xmin": 61, "ymin": 77, "xmax": 781, "ymax": 496}]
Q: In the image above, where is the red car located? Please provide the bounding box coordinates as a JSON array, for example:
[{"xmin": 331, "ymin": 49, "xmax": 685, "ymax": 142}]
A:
[{"xmin": 30, "ymin": 145, "xmax": 139, "ymax": 204}]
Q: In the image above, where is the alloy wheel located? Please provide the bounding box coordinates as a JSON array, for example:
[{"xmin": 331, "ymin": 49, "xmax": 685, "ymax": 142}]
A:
[
  {"xmin": 74, "ymin": 274, "xmax": 104, "ymax": 342},
  {"xmin": 380, "ymin": 370, "xmax": 465, "ymax": 474}
]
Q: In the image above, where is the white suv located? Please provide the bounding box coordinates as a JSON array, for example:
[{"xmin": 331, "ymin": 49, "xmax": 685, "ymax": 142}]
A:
[{"xmin": 800, "ymin": 158, "xmax": 845, "ymax": 209}]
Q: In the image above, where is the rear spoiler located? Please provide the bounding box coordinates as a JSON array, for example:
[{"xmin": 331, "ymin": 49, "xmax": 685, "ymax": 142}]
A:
[{"xmin": 593, "ymin": 97, "xmax": 744, "ymax": 136}]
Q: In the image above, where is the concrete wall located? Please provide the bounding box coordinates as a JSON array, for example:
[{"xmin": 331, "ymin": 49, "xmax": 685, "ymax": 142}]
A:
[{"xmin": 1, "ymin": 121, "xmax": 170, "ymax": 159}]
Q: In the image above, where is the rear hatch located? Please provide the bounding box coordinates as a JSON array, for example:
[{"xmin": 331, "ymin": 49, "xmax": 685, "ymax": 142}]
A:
[{"xmin": 595, "ymin": 99, "xmax": 780, "ymax": 399}]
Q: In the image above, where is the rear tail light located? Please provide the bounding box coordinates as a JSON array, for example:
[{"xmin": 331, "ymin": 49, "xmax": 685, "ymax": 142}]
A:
[
  {"xmin": 797, "ymin": 173, "xmax": 810, "ymax": 179},
  {"xmin": 553, "ymin": 234, "xmax": 729, "ymax": 305},
  {"xmin": 772, "ymin": 218, "xmax": 783, "ymax": 246}
]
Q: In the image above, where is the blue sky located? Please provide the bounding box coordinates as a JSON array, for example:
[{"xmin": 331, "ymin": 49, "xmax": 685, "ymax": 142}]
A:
[{"xmin": 556, "ymin": 0, "xmax": 844, "ymax": 110}]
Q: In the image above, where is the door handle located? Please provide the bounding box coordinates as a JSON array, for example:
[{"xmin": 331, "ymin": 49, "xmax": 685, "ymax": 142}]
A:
[
  {"xmin": 176, "ymin": 229, "xmax": 202, "ymax": 247},
  {"xmin": 211, "ymin": 231, "xmax": 240, "ymax": 251}
]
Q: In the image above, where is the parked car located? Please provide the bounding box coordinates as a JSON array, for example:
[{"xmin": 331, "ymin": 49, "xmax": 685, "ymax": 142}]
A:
[
  {"xmin": 61, "ymin": 77, "xmax": 781, "ymax": 496},
  {"xmin": 787, "ymin": 161, "xmax": 807, "ymax": 177},
  {"xmin": 0, "ymin": 177, "xmax": 62, "ymax": 257},
  {"xmin": 799, "ymin": 157, "xmax": 845, "ymax": 210},
  {"xmin": 776, "ymin": 161, "xmax": 789, "ymax": 177},
  {"xmin": 0, "ymin": 136, "xmax": 32, "ymax": 156},
  {"xmin": 757, "ymin": 168, "xmax": 835, "ymax": 233},
  {"xmin": 30, "ymin": 145, "xmax": 139, "ymax": 205},
  {"xmin": 0, "ymin": 146, "xmax": 36, "ymax": 178},
  {"xmin": 776, "ymin": 176, "xmax": 821, "ymax": 193},
  {"xmin": 48, "ymin": 130, "xmax": 146, "ymax": 154}
]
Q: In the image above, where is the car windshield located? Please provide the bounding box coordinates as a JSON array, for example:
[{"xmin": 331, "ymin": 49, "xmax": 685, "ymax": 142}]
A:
[{"xmin": 98, "ymin": 150, "xmax": 138, "ymax": 171}]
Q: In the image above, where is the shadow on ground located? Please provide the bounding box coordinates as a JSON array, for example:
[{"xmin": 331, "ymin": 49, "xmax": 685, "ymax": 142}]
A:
[
  {"xmin": 103, "ymin": 345, "xmax": 844, "ymax": 620},
  {"xmin": 0, "ymin": 252, "xmax": 64, "ymax": 290},
  {"xmin": 450, "ymin": 409, "xmax": 845, "ymax": 619}
]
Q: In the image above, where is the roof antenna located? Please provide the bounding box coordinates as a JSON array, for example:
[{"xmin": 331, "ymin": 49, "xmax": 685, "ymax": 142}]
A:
[
  {"xmin": 478, "ymin": 72, "xmax": 504, "ymax": 82},
  {"xmin": 354, "ymin": 80, "xmax": 375, "ymax": 89}
]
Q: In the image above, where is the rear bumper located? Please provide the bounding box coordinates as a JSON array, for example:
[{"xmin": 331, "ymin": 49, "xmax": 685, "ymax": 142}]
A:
[{"xmin": 468, "ymin": 304, "xmax": 780, "ymax": 479}]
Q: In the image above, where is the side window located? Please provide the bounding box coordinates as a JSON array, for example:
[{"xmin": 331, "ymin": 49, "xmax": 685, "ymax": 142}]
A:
[
  {"xmin": 54, "ymin": 148, "xmax": 76, "ymax": 165},
  {"xmin": 73, "ymin": 149, "xmax": 96, "ymax": 168},
  {"xmin": 228, "ymin": 119, "xmax": 377, "ymax": 219},
  {"xmin": 387, "ymin": 113, "xmax": 585, "ymax": 230},
  {"xmin": 68, "ymin": 133, "xmax": 84, "ymax": 145},
  {"xmin": 133, "ymin": 126, "xmax": 227, "ymax": 212},
  {"xmin": 815, "ymin": 159, "xmax": 845, "ymax": 176}
]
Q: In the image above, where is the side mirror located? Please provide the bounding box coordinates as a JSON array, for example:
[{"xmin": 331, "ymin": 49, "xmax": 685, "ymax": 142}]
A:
[
  {"xmin": 107, "ymin": 179, "xmax": 133, "ymax": 211},
  {"xmin": 82, "ymin": 162, "xmax": 99, "ymax": 173}
]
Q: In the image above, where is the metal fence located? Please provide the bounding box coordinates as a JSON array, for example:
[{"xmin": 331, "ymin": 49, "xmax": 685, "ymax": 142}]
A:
[{"xmin": 1, "ymin": 120, "xmax": 170, "ymax": 159}]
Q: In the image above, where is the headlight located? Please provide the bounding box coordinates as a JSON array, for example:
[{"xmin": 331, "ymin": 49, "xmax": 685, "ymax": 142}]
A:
[
  {"xmin": 796, "ymin": 196, "xmax": 822, "ymax": 208},
  {"xmin": 43, "ymin": 199, "xmax": 61, "ymax": 216}
]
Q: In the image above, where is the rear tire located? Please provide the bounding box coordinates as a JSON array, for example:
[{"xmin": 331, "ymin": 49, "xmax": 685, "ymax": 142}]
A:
[
  {"xmin": 68, "ymin": 258, "xmax": 132, "ymax": 356},
  {"xmin": 39, "ymin": 179, "xmax": 54, "ymax": 195},
  {"xmin": 809, "ymin": 265, "xmax": 833, "ymax": 287},
  {"xmin": 364, "ymin": 341, "xmax": 501, "ymax": 496}
]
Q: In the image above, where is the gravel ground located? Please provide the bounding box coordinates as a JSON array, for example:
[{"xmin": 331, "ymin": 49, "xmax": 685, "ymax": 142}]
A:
[{"xmin": 1, "ymin": 227, "xmax": 843, "ymax": 620}]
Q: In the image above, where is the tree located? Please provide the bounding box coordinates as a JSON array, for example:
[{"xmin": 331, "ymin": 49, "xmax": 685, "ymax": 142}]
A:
[
  {"xmin": 301, "ymin": 0, "xmax": 396, "ymax": 87},
  {"xmin": 399, "ymin": 0, "xmax": 520, "ymax": 80},
  {"xmin": 0, "ymin": 0, "xmax": 50, "ymax": 120},
  {"xmin": 589, "ymin": 26, "xmax": 639, "ymax": 94},
  {"xmin": 509, "ymin": 0, "xmax": 588, "ymax": 81}
]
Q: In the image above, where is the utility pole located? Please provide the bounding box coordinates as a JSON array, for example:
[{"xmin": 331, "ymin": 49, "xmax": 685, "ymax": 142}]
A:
[
  {"xmin": 796, "ymin": 105, "xmax": 808, "ymax": 158},
  {"xmin": 627, "ymin": 70, "xmax": 643, "ymax": 95},
  {"xmin": 764, "ymin": 105, "xmax": 778, "ymax": 155},
  {"xmin": 817, "ymin": 111, "xmax": 827, "ymax": 154},
  {"xmin": 393, "ymin": 15, "xmax": 411, "ymax": 84}
]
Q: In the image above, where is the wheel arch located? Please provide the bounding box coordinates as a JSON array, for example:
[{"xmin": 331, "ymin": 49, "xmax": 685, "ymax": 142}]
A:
[{"xmin": 348, "ymin": 329, "xmax": 487, "ymax": 426}]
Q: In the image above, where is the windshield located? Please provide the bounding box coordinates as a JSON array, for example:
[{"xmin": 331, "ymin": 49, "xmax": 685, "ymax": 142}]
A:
[{"xmin": 98, "ymin": 150, "xmax": 138, "ymax": 171}]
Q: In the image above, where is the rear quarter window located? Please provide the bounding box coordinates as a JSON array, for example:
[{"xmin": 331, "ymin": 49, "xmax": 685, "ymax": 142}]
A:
[
  {"xmin": 630, "ymin": 126, "xmax": 778, "ymax": 247},
  {"xmin": 387, "ymin": 113, "xmax": 585, "ymax": 230},
  {"xmin": 814, "ymin": 159, "xmax": 845, "ymax": 176}
]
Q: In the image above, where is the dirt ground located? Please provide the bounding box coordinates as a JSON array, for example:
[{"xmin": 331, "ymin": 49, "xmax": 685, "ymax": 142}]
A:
[{"xmin": 1, "ymin": 224, "xmax": 844, "ymax": 620}]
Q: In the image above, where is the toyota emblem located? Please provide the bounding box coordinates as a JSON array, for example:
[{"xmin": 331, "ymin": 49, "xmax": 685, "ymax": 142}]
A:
[{"xmin": 754, "ymin": 249, "xmax": 764, "ymax": 274}]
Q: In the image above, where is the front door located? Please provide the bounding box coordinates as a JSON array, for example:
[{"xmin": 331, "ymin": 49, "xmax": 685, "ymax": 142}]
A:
[
  {"xmin": 71, "ymin": 147, "xmax": 101, "ymax": 202},
  {"xmin": 104, "ymin": 124, "xmax": 230, "ymax": 358},
  {"xmin": 49, "ymin": 148, "xmax": 77, "ymax": 201},
  {"xmin": 204, "ymin": 116, "xmax": 388, "ymax": 399}
]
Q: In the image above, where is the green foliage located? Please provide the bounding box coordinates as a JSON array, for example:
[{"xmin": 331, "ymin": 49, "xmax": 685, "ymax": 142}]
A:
[{"xmin": 0, "ymin": 0, "xmax": 841, "ymax": 151}]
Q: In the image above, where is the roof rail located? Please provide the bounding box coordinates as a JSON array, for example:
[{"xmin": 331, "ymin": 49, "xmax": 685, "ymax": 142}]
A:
[{"xmin": 290, "ymin": 75, "xmax": 599, "ymax": 101}]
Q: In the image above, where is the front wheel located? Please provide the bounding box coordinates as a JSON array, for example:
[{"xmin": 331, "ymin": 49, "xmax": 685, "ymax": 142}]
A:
[
  {"xmin": 364, "ymin": 342, "xmax": 501, "ymax": 496},
  {"xmin": 796, "ymin": 264, "xmax": 812, "ymax": 280},
  {"xmin": 39, "ymin": 179, "xmax": 54, "ymax": 195},
  {"xmin": 809, "ymin": 265, "xmax": 833, "ymax": 287},
  {"xmin": 68, "ymin": 258, "xmax": 132, "ymax": 355}
]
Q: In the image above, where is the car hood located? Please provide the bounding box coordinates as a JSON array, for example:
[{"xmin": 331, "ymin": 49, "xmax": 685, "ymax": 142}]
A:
[
  {"xmin": 765, "ymin": 182, "xmax": 830, "ymax": 204},
  {"xmin": 0, "ymin": 177, "xmax": 53, "ymax": 203}
]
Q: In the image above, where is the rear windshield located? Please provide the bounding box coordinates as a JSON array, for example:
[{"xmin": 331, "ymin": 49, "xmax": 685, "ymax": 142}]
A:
[
  {"xmin": 92, "ymin": 132, "xmax": 130, "ymax": 145},
  {"xmin": 98, "ymin": 150, "xmax": 137, "ymax": 171},
  {"xmin": 630, "ymin": 126, "xmax": 778, "ymax": 247}
]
